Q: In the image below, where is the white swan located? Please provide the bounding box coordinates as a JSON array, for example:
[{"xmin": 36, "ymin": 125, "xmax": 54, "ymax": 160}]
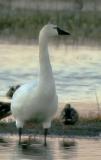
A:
[{"xmin": 11, "ymin": 24, "xmax": 70, "ymax": 146}]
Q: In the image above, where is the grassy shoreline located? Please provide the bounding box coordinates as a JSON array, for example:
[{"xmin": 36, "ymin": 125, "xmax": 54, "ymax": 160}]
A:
[{"xmin": 0, "ymin": 117, "xmax": 101, "ymax": 137}]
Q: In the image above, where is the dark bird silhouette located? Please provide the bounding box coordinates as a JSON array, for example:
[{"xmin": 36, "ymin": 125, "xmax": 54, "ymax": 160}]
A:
[
  {"xmin": 0, "ymin": 85, "xmax": 20, "ymax": 120},
  {"xmin": 0, "ymin": 102, "xmax": 11, "ymax": 120},
  {"xmin": 61, "ymin": 104, "xmax": 79, "ymax": 125},
  {"xmin": 6, "ymin": 85, "xmax": 20, "ymax": 98}
]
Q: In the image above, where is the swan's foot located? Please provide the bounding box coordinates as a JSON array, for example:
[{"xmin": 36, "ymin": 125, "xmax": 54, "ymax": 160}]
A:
[
  {"xmin": 44, "ymin": 128, "xmax": 48, "ymax": 146},
  {"xmin": 44, "ymin": 141, "xmax": 47, "ymax": 147},
  {"xmin": 19, "ymin": 136, "xmax": 32, "ymax": 149},
  {"xmin": 18, "ymin": 128, "xmax": 22, "ymax": 145}
]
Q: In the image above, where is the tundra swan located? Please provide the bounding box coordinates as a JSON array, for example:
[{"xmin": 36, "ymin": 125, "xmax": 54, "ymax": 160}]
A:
[{"xmin": 11, "ymin": 24, "xmax": 70, "ymax": 146}]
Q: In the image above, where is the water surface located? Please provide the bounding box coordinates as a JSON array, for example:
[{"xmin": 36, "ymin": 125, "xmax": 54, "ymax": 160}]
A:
[
  {"xmin": 0, "ymin": 136, "xmax": 101, "ymax": 160},
  {"xmin": 0, "ymin": 43, "xmax": 101, "ymax": 104}
]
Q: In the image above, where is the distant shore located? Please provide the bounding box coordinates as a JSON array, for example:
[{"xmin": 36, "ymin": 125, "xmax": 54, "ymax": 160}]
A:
[{"xmin": 0, "ymin": 1, "xmax": 101, "ymax": 44}]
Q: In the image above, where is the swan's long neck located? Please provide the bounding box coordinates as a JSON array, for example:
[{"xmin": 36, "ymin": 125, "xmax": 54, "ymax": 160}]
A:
[{"xmin": 39, "ymin": 33, "xmax": 54, "ymax": 85}]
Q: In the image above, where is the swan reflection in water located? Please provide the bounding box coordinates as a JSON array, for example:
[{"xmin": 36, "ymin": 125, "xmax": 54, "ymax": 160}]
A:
[{"xmin": 10, "ymin": 137, "xmax": 77, "ymax": 160}]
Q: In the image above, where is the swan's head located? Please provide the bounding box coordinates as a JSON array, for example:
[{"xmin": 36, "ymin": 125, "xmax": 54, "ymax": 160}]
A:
[{"xmin": 39, "ymin": 24, "xmax": 70, "ymax": 39}]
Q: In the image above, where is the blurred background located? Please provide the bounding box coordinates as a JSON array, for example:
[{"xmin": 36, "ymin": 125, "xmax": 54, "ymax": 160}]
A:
[{"xmin": 0, "ymin": 0, "xmax": 101, "ymax": 44}]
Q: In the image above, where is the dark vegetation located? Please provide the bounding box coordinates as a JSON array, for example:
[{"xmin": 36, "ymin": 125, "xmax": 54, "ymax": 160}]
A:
[{"xmin": 0, "ymin": 0, "xmax": 101, "ymax": 44}]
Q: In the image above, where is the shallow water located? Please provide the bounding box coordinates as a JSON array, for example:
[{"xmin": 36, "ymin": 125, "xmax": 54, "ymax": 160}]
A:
[
  {"xmin": 0, "ymin": 136, "xmax": 101, "ymax": 160},
  {"xmin": 0, "ymin": 43, "xmax": 101, "ymax": 104}
]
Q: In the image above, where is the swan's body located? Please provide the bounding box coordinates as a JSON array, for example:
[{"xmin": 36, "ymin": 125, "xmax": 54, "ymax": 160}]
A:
[
  {"xmin": 11, "ymin": 24, "xmax": 70, "ymax": 145},
  {"xmin": 11, "ymin": 81, "xmax": 57, "ymax": 128}
]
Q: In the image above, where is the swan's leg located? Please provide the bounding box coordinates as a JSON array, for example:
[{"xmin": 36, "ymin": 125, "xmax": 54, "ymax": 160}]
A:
[
  {"xmin": 44, "ymin": 128, "xmax": 48, "ymax": 146},
  {"xmin": 16, "ymin": 120, "xmax": 24, "ymax": 145},
  {"xmin": 18, "ymin": 128, "xmax": 22, "ymax": 145},
  {"xmin": 43, "ymin": 121, "xmax": 51, "ymax": 146}
]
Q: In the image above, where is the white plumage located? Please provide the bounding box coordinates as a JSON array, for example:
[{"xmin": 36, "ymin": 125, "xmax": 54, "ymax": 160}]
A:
[{"xmin": 11, "ymin": 24, "xmax": 70, "ymax": 145}]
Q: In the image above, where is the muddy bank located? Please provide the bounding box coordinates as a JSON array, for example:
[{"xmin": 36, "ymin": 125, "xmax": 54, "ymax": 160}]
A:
[{"xmin": 0, "ymin": 119, "xmax": 101, "ymax": 137}]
